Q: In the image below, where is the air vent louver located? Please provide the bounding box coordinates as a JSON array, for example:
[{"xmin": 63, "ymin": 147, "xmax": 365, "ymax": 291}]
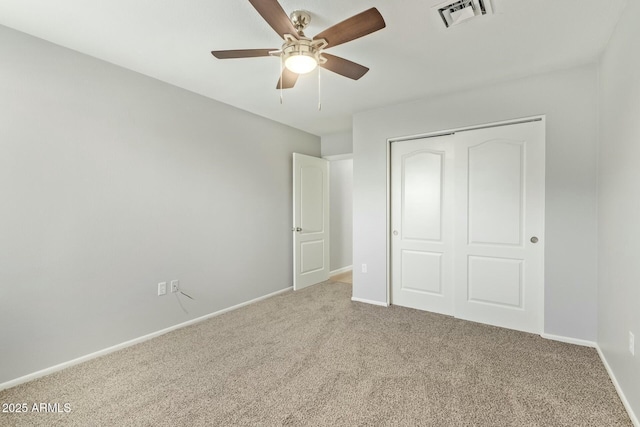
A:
[{"xmin": 435, "ymin": 0, "xmax": 492, "ymax": 28}]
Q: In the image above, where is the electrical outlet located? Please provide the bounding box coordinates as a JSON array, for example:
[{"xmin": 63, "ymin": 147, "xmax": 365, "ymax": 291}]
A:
[
  {"xmin": 362, "ymin": 264, "xmax": 367, "ymax": 273},
  {"xmin": 630, "ymin": 332, "xmax": 635, "ymax": 356},
  {"xmin": 170, "ymin": 280, "xmax": 180, "ymax": 293},
  {"xmin": 158, "ymin": 282, "xmax": 167, "ymax": 296}
]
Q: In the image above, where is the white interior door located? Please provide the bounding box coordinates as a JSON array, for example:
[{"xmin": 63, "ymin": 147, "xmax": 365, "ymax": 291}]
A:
[
  {"xmin": 454, "ymin": 122, "xmax": 544, "ymax": 333},
  {"xmin": 390, "ymin": 120, "xmax": 544, "ymax": 334},
  {"xmin": 391, "ymin": 136, "xmax": 455, "ymax": 315},
  {"xmin": 293, "ymin": 153, "xmax": 330, "ymax": 290}
]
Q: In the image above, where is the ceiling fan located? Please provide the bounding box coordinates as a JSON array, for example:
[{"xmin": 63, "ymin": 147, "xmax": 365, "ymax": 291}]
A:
[{"xmin": 211, "ymin": 0, "xmax": 386, "ymax": 90}]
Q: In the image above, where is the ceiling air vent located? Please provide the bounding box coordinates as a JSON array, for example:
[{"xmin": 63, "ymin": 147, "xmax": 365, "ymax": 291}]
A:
[{"xmin": 434, "ymin": 0, "xmax": 492, "ymax": 28}]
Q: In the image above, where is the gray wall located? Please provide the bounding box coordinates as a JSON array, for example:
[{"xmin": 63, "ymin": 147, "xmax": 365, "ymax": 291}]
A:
[
  {"xmin": 321, "ymin": 131, "xmax": 352, "ymax": 156},
  {"xmin": 328, "ymin": 159, "xmax": 353, "ymax": 272},
  {"xmin": 598, "ymin": 0, "xmax": 640, "ymax": 417},
  {"xmin": 353, "ymin": 65, "xmax": 599, "ymax": 341},
  {"xmin": 0, "ymin": 26, "xmax": 320, "ymax": 384}
]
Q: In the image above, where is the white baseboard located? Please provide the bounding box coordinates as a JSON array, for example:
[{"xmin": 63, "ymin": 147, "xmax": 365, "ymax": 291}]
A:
[
  {"xmin": 330, "ymin": 265, "xmax": 352, "ymax": 276},
  {"xmin": 0, "ymin": 286, "xmax": 293, "ymax": 392},
  {"xmin": 541, "ymin": 333, "xmax": 597, "ymax": 348},
  {"xmin": 596, "ymin": 345, "xmax": 640, "ymax": 427},
  {"xmin": 351, "ymin": 296, "xmax": 389, "ymax": 307}
]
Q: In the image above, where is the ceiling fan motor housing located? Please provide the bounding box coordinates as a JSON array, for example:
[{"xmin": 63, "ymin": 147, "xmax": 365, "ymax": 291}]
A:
[{"xmin": 290, "ymin": 10, "xmax": 311, "ymax": 32}]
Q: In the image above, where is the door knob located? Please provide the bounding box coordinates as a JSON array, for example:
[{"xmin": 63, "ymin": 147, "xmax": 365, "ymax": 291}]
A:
[
  {"xmin": 530, "ymin": 236, "xmax": 539, "ymax": 243},
  {"xmin": 292, "ymin": 227, "xmax": 302, "ymax": 232},
  {"xmin": 393, "ymin": 230, "xmax": 399, "ymax": 236}
]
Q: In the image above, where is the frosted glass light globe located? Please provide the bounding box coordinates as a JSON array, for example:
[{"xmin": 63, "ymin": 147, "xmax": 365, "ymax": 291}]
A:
[{"xmin": 285, "ymin": 54, "xmax": 318, "ymax": 74}]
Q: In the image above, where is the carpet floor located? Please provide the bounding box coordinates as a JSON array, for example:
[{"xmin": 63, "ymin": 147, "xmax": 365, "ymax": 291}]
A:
[{"xmin": 0, "ymin": 281, "xmax": 631, "ymax": 426}]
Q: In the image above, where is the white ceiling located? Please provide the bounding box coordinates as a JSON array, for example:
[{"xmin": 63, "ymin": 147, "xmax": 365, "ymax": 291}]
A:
[{"xmin": 0, "ymin": 0, "xmax": 628, "ymax": 136}]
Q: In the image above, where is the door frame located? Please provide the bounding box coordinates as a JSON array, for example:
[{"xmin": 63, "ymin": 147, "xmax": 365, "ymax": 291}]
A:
[{"xmin": 386, "ymin": 115, "xmax": 546, "ymax": 328}]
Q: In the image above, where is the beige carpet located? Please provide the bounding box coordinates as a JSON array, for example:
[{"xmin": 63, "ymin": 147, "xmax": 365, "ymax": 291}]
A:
[{"xmin": 0, "ymin": 281, "xmax": 631, "ymax": 426}]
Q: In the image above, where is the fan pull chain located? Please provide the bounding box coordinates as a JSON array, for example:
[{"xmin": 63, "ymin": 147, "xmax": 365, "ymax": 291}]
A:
[
  {"xmin": 318, "ymin": 66, "xmax": 322, "ymax": 111},
  {"xmin": 280, "ymin": 54, "xmax": 284, "ymax": 105}
]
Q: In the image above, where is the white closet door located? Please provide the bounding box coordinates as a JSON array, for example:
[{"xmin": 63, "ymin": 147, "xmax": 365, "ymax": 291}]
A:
[
  {"xmin": 391, "ymin": 136, "xmax": 455, "ymax": 315},
  {"xmin": 453, "ymin": 121, "xmax": 544, "ymax": 333},
  {"xmin": 390, "ymin": 121, "xmax": 545, "ymax": 334}
]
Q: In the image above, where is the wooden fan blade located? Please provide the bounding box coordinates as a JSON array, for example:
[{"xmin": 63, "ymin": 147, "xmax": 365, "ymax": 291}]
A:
[
  {"xmin": 249, "ymin": 0, "xmax": 299, "ymax": 39},
  {"xmin": 320, "ymin": 54, "xmax": 369, "ymax": 80},
  {"xmin": 314, "ymin": 8, "xmax": 385, "ymax": 49},
  {"xmin": 276, "ymin": 68, "xmax": 299, "ymax": 89},
  {"xmin": 211, "ymin": 49, "xmax": 276, "ymax": 59}
]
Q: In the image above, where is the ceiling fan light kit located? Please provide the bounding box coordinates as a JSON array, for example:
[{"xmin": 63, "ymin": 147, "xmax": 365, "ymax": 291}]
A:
[
  {"xmin": 210, "ymin": 0, "xmax": 386, "ymax": 100},
  {"xmin": 278, "ymin": 34, "xmax": 327, "ymax": 75}
]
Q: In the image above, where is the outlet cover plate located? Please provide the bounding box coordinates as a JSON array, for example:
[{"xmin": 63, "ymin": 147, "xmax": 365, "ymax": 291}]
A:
[
  {"xmin": 170, "ymin": 280, "xmax": 179, "ymax": 293},
  {"xmin": 158, "ymin": 282, "xmax": 167, "ymax": 296}
]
